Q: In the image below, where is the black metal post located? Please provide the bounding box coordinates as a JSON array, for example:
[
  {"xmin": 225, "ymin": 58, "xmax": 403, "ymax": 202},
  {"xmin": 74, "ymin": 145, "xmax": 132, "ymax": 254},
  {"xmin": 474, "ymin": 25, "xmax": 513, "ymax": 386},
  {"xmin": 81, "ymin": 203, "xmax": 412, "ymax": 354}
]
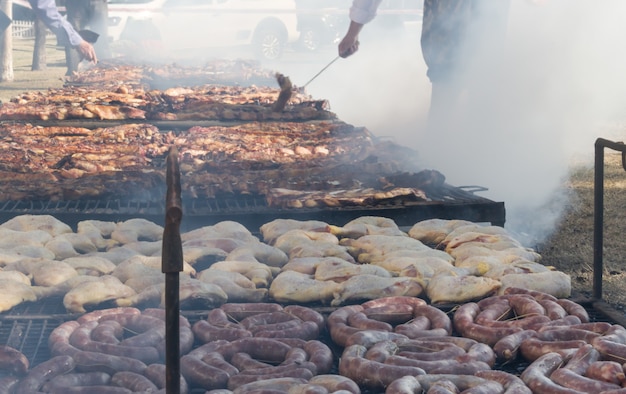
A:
[
  {"xmin": 162, "ymin": 146, "xmax": 184, "ymax": 394},
  {"xmin": 593, "ymin": 138, "xmax": 626, "ymax": 301}
]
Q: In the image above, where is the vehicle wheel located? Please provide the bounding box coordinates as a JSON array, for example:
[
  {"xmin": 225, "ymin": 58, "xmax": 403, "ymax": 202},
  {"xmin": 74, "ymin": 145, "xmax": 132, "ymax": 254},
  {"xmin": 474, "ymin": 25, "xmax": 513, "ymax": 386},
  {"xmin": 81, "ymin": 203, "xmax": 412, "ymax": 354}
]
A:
[
  {"xmin": 299, "ymin": 28, "xmax": 322, "ymax": 52},
  {"xmin": 253, "ymin": 28, "xmax": 285, "ymax": 60}
]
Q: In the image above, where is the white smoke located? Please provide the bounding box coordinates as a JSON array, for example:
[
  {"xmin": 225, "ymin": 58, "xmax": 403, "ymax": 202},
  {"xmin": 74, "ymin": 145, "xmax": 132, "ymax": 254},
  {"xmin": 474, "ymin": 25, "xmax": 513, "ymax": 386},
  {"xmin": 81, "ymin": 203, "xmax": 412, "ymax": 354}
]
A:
[{"xmin": 275, "ymin": 0, "xmax": 626, "ymax": 245}]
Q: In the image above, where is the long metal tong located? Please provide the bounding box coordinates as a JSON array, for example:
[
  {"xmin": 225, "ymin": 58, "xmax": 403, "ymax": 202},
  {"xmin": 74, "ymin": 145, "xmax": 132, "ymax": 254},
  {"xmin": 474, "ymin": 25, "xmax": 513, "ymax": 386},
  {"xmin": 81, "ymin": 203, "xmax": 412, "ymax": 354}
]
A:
[{"xmin": 301, "ymin": 55, "xmax": 340, "ymax": 90}]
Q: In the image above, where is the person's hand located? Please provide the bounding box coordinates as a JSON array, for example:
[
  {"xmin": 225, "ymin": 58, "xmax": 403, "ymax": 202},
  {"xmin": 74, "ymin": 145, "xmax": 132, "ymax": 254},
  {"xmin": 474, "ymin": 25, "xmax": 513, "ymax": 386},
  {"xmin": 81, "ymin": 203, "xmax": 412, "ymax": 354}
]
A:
[
  {"xmin": 338, "ymin": 35, "xmax": 359, "ymax": 58},
  {"xmin": 338, "ymin": 21, "xmax": 364, "ymax": 58},
  {"xmin": 76, "ymin": 41, "xmax": 97, "ymax": 64}
]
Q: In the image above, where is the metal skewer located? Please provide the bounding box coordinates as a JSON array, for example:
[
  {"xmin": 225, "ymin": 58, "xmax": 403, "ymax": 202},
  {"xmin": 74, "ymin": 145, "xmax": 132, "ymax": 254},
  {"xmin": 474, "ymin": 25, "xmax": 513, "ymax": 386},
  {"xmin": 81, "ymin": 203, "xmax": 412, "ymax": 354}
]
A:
[{"xmin": 301, "ymin": 55, "xmax": 341, "ymax": 89}]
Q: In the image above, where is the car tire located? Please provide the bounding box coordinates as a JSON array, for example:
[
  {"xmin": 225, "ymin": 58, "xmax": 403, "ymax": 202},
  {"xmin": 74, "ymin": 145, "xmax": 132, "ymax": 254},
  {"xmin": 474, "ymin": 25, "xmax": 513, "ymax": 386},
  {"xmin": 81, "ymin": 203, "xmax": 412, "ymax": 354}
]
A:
[{"xmin": 252, "ymin": 27, "xmax": 285, "ymax": 60}]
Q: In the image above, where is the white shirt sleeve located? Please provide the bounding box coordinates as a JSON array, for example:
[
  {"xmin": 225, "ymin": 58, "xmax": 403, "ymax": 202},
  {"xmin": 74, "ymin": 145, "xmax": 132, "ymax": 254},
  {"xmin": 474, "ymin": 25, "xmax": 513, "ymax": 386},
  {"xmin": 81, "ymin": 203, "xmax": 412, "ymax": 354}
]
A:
[{"xmin": 350, "ymin": 0, "xmax": 384, "ymax": 24}]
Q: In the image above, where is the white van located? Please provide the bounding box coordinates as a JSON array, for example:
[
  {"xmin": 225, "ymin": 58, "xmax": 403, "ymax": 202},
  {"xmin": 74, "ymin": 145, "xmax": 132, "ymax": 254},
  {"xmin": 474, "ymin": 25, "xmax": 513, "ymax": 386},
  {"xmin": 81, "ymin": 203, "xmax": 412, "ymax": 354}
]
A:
[{"xmin": 107, "ymin": 0, "xmax": 300, "ymax": 60}]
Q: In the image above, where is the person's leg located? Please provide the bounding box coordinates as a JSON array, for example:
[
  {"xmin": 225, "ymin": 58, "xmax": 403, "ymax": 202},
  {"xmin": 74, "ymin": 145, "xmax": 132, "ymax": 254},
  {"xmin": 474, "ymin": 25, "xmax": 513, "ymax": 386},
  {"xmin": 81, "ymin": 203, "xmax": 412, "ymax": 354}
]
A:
[{"xmin": 64, "ymin": 0, "xmax": 84, "ymax": 75}]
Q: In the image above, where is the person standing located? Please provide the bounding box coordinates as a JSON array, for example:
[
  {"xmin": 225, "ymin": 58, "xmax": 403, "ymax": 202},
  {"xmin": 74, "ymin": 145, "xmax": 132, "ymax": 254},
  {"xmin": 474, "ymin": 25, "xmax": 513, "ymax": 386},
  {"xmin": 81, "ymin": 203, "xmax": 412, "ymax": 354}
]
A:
[
  {"xmin": 28, "ymin": 0, "xmax": 97, "ymax": 70},
  {"xmin": 64, "ymin": 0, "xmax": 110, "ymax": 75},
  {"xmin": 338, "ymin": 0, "xmax": 511, "ymax": 121}
]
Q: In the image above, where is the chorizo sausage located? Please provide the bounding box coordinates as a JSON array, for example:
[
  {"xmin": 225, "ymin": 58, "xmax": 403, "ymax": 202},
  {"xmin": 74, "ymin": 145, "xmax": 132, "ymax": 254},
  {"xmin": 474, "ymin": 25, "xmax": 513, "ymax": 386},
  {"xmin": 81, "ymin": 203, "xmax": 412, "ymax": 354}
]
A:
[
  {"xmin": 338, "ymin": 344, "xmax": 426, "ymax": 391},
  {"xmin": 220, "ymin": 303, "xmax": 283, "ymax": 321},
  {"xmin": 550, "ymin": 367, "xmax": 621, "ymax": 392},
  {"xmin": 347, "ymin": 312, "xmax": 393, "ymax": 332},
  {"xmin": 0, "ymin": 345, "xmax": 29, "ymax": 375},
  {"xmin": 192, "ymin": 319, "xmax": 252, "ymax": 343},
  {"xmin": 493, "ymin": 330, "xmax": 537, "ymax": 361},
  {"xmin": 41, "ymin": 372, "xmax": 111, "ymax": 392},
  {"xmin": 363, "ymin": 303, "xmax": 415, "ymax": 325},
  {"xmin": 453, "ymin": 303, "xmax": 522, "ymax": 346},
  {"xmin": 227, "ymin": 366, "xmax": 314, "ymax": 390},
  {"xmin": 555, "ymin": 299, "xmax": 589, "ymax": 323},
  {"xmin": 180, "ymin": 354, "xmax": 230, "ymax": 390},
  {"xmin": 73, "ymin": 350, "xmax": 147, "ymax": 375},
  {"xmin": 230, "ymin": 352, "xmax": 273, "ymax": 371},
  {"xmin": 520, "ymin": 352, "xmax": 583, "ymax": 394},
  {"xmin": 344, "ymin": 330, "xmax": 408, "ymax": 348},
  {"xmin": 48, "ymin": 320, "xmax": 81, "ymax": 357},
  {"xmin": 15, "ymin": 355, "xmax": 75, "ymax": 393},
  {"xmin": 475, "ymin": 370, "xmax": 532, "ymax": 394},
  {"xmin": 584, "ymin": 361, "xmax": 626, "ymax": 386},
  {"xmin": 283, "ymin": 305, "xmax": 326, "ymax": 331},
  {"xmin": 308, "ymin": 375, "xmax": 361, "ymax": 394},
  {"xmin": 519, "ymin": 337, "xmax": 585, "ymax": 362},
  {"xmin": 385, "ymin": 355, "xmax": 491, "ymax": 375},
  {"xmin": 111, "ymin": 371, "xmax": 159, "ymax": 392},
  {"xmin": 202, "ymin": 352, "xmax": 240, "ymax": 377},
  {"xmin": 144, "ymin": 363, "xmax": 189, "ymax": 394},
  {"xmin": 223, "ymin": 338, "xmax": 293, "ymax": 363},
  {"xmin": 361, "ymin": 296, "xmax": 427, "ymax": 310},
  {"xmin": 327, "ymin": 305, "xmax": 364, "ymax": 347},
  {"xmin": 384, "ymin": 375, "xmax": 422, "ymax": 394},
  {"xmin": 254, "ymin": 321, "xmax": 320, "ymax": 341},
  {"xmin": 395, "ymin": 340, "xmax": 466, "ymax": 361},
  {"xmin": 48, "ymin": 386, "xmax": 132, "ymax": 394},
  {"xmin": 76, "ymin": 307, "xmax": 141, "ymax": 324},
  {"xmin": 90, "ymin": 320, "xmax": 123, "ymax": 344},
  {"xmin": 304, "ymin": 340, "xmax": 334, "ymax": 375}
]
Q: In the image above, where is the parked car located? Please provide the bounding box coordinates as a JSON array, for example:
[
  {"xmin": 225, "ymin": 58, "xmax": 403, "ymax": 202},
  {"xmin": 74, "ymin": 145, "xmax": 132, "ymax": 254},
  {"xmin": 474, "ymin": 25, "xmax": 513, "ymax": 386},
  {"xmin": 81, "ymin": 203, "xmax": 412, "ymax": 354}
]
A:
[
  {"xmin": 294, "ymin": 0, "xmax": 422, "ymax": 53},
  {"xmin": 107, "ymin": 0, "xmax": 300, "ymax": 60}
]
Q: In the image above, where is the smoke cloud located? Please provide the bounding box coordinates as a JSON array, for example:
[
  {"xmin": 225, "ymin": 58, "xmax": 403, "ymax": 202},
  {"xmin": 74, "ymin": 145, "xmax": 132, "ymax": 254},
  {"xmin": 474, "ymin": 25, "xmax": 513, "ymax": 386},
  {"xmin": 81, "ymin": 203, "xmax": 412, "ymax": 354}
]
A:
[{"xmin": 272, "ymin": 0, "xmax": 626, "ymax": 245}]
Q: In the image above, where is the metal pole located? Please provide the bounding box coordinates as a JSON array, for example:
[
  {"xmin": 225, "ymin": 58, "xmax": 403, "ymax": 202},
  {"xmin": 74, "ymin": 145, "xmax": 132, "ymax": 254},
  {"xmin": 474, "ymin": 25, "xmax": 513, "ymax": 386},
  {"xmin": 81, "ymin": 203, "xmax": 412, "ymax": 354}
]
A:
[
  {"xmin": 593, "ymin": 138, "xmax": 626, "ymax": 301},
  {"xmin": 162, "ymin": 146, "xmax": 183, "ymax": 394}
]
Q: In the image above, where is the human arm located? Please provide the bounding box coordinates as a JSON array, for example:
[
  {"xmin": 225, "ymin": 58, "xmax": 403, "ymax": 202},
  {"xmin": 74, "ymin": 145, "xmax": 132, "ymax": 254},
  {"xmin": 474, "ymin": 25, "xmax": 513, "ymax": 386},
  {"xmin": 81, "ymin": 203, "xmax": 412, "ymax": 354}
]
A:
[
  {"xmin": 338, "ymin": 0, "xmax": 383, "ymax": 58},
  {"xmin": 27, "ymin": 0, "xmax": 97, "ymax": 63}
]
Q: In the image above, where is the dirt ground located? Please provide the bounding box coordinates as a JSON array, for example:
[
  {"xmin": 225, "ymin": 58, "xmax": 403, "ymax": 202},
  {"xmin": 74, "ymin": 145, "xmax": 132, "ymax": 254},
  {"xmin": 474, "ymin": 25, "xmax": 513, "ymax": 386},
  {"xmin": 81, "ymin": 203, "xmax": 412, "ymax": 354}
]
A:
[{"xmin": 2, "ymin": 39, "xmax": 626, "ymax": 312}]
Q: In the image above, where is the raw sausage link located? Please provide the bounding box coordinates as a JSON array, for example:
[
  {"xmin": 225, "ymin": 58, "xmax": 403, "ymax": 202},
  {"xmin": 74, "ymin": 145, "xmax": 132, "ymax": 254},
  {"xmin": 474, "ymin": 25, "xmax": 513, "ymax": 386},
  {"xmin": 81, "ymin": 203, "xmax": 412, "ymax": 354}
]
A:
[
  {"xmin": 475, "ymin": 370, "xmax": 532, "ymax": 394},
  {"xmin": 519, "ymin": 337, "xmax": 586, "ymax": 362},
  {"xmin": 227, "ymin": 366, "xmax": 314, "ymax": 390},
  {"xmin": 347, "ymin": 312, "xmax": 393, "ymax": 332},
  {"xmin": 41, "ymin": 372, "xmax": 111, "ymax": 392},
  {"xmin": 384, "ymin": 375, "xmax": 422, "ymax": 394},
  {"xmin": 15, "ymin": 355, "xmax": 75, "ymax": 393},
  {"xmin": 144, "ymin": 363, "xmax": 189, "ymax": 393},
  {"xmin": 192, "ymin": 320, "xmax": 252, "ymax": 343},
  {"xmin": 220, "ymin": 303, "xmax": 284, "ymax": 321},
  {"xmin": 327, "ymin": 305, "xmax": 364, "ymax": 347},
  {"xmin": 0, "ymin": 345, "xmax": 29, "ymax": 375},
  {"xmin": 111, "ymin": 371, "xmax": 159, "ymax": 392},
  {"xmin": 363, "ymin": 303, "xmax": 414, "ymax": 325},
  {"xmin": 254, "ymin": 320, "xmax": 320, "ymax": 340},
  {"xmin": 304, "ymin": 340, "xmax": 334, "ymax": 375},
  {"xmin": 73, "ymin": 350, "xmax": 147, "ymax": 375},
  {"xmin": 453, "ymin": 302, "xmax": 522, "ymax": 346},
  {"xmin": 520, "ymin": 352, "xmax": 584, "ymax": 394},
  {"xmin": 90, "ymin": 320, "xmax": 123, "ymax": 344},
  {"xmin": 77, "ymin": 307, "xmax": 141, "ymax": 324},
  {"xmin": 48, "ymin": 320, "xmax": 81, "ymax": 357},
  {"xmin": 493, "ymin": 329, "xmax": 537, "ymax": 361},
  {"xmin": 584, "ymin": 361, "xmax": 626, "ymax": 385},
  {"xmin": 180, "ymin": 354, "xmax": 230, "ymax": 390},
  {"xmin": 338, "ymin": 344, "xmax": 426, "ymax": 391},
  {"xmin": 0, "ymin": 376, "xmax": 19, "ymax": 394},
  {"xmin": 556, "ymin": 299, "xmax": 590, "ymax": 323},
  {"xmin": 283, "ymin": 305, "xmax": 326, "ymax": 331},
  {"xmin": 308, "ymin": 374, "xmax": 361, "ymax": 394},
  {"xmin": 550, "ymin": 367, "xmax": 621, "ymax": 392}
]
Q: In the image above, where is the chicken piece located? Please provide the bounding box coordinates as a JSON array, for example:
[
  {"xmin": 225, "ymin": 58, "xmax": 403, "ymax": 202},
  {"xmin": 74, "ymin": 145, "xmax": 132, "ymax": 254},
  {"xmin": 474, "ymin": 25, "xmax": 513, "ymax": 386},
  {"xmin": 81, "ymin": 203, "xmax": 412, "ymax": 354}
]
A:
[
  {"xmin": 313, "ymin": 259, "xmax": 392, "ymax": 282},
  {"xmin": 44, "ymin": 233, "xmax": 98, "ymax": 260},
  {"xmin": 11, "ymin": 245, "xmax": 56, "ymax": 260},
  {"xmin": 4, "ymin": 258, "xmax": 78, "ymax": 287},
  {"xmin": 86, "ymin": 246, "xmax": 140, "ymax": 265},
  {"xmin": 122, "ymin": 241, "xmax": 162, "ymax": 256},
  {"xmin": 269, "ymin": 270, "xmax": 340, "ymax": 304},
  {"xmin": 77, "ymin": 219, "xmax": 118, "ymax": 250},
  {"xmin": 331, "ymin": 275, "xmax": 424, "ymax": 307},
  {"xmin": 117, "ymin": 255, "xmax": 196, "ymax": 278},
  {"xmin": 0, "ymin": 214, "xmax": 72, "ymax": 236},
  {"xmin": 196, "ymin": 269, "xmax": 268, "ymax": 303},
  {"xmin": 450, "ymin": 244, "xmax": 542, "ymax": 265},
  {"xmin": 281, "ymin": 256, "xmax": 353, "ymax": 275},
  {"xmin": 444, "ymin": 232, "xmax": 523, "ymax": 254},
  {"xmin": 0, "ymin": 270, "xmax": 31, "ymax": 286},
  {"xmin": 274, "ymin": 229, "xmax": 340, "ymax": 253},
  {"xmin": 0, "ymin": 228, "xmax": 53, "ymax": 249},
  {"xmin": 442, "ymin": 224, "xmax": 511, "ymax": 244},
  {"xmin": 124, "ymin": 274, "xmax": 165, "ymax": 292},
  {"xmin": 408, "ymin": 218, "xmax": 474, "ymax": 245},
  {"xmin": 340, "ymin": 234, "xmax": 430, "ymax": 260},
  {"xmin": 47, "ymin": 275, "xmax": 103, "ymax": 297},
  {"xmin": 182, "ymin": 221, "xmax": 258, "ymax": 243},
  {"xmin": 425, "ymin": 273, "xmax": 501, "ymax": 304},
  {"xmin": 330, "ymin": 216, "xmax": 406, "ymax": 239},
  {"xmin": 0, "ymin": 280, "xmax": 38, "ymax": 312},
  {"xmin": 225, "ymin": 243, "xmax": 289, "ymax": 268},
  {"xmin": 288, "ymin": 242, "xmax": 356, "ymax": 263},
  {"xmin": 167, "ymin": 278, "xmax": 228, "ymax": 309},
  {"xmin": 498, "ymin": 271, "xmax": 571, "ymax": 298},
  {"xmin": 183, "ymin": 245, "xmax": 228, "ymax": 267},
  {"xmin": 482, "ymin": 260, "xmax": 551, "ymax": 279},
  {"xmin": 62, "ymin": 256, "xmax": 117, "ymax": 276},
  {"xmin": 369, "ymin": 255, "xmax": 454, "ymax": 276},
  {"xmin": 260, "ymin": 219, "xmax": 332, "ymax": 245},
  {"xmin": 111, "ymin": 218, "xmax": 163, "ymax": 244},
  {"xmin": 0, "ymin": 250, "xmax": 44, "ymax": 267},
  {"xmin": 359, "ymin": 248, "xmax": 454, "ymax": 265},
  {"xmin": 182, "ymin": 237, "xmax": 248, "ymax": 253},
  {"xmin": 112, "ymin": 258, "xmax": 161, "ymax": 283},
  {"xmin": 63, "ymin": 275, "xmax": 137, "ymax": 313},
  {"xmin": 397, "ymin": 259, "xmax": 466, "ymax": 288},
  {"xmin": 208, "ymin": 260, "xmax": 274, "ymax": 288}
]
